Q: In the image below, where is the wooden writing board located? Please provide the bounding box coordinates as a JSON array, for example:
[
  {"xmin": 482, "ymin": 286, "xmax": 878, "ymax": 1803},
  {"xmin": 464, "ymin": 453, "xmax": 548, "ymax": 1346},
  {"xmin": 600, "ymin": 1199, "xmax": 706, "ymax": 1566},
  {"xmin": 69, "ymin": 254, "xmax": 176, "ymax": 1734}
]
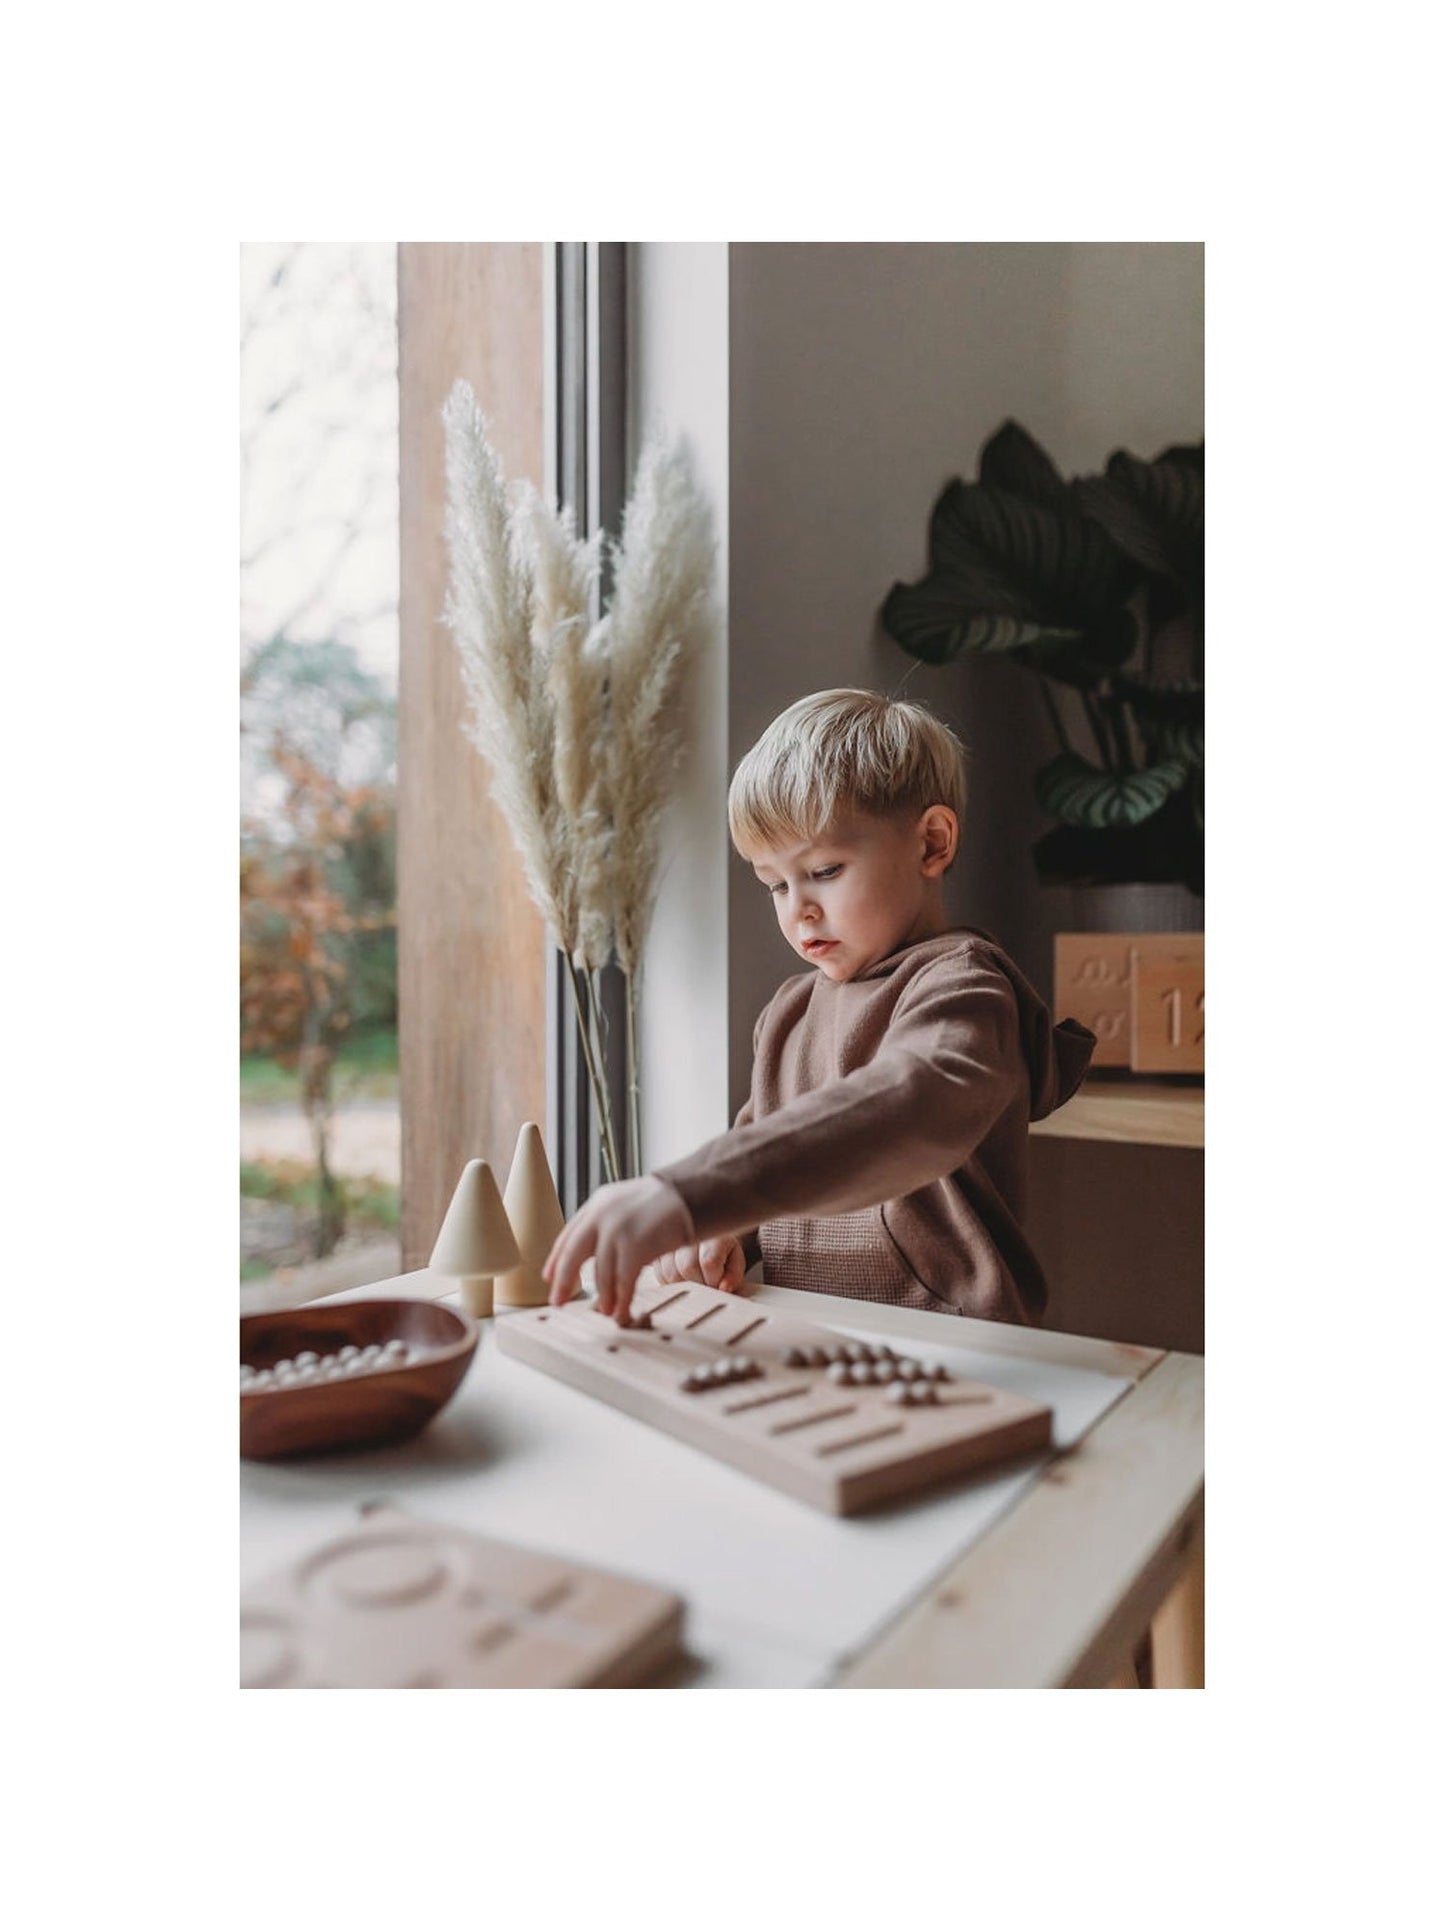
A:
[
  {"xmin": 497, "ymin": 1280, "xmax": 1053, "ymax": 1515},
  {"xmin": 241, "ymin": 1503, "xmax": 684, "ymax": 1688}
]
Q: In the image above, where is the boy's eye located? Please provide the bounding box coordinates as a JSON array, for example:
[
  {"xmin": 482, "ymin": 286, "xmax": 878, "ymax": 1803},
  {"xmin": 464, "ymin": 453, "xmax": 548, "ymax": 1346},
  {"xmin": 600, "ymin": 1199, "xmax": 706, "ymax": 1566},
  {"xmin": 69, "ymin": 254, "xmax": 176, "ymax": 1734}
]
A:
[{"xmin": 762, "ymin": 867, "xmax": 843, "ymax": 894}]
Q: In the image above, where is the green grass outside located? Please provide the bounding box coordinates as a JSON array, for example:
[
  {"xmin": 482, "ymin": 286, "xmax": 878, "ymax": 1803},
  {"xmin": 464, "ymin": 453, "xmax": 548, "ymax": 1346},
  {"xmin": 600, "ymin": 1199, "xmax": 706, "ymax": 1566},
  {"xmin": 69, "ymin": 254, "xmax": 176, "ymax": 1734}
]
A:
[
  {"xmin": 240, "ymin": 1028, "xmax": 398, "ymax": 1104},
  {"xmin": 241, "ymin": 1157, "xmax": 401, "ymax": 1234}
]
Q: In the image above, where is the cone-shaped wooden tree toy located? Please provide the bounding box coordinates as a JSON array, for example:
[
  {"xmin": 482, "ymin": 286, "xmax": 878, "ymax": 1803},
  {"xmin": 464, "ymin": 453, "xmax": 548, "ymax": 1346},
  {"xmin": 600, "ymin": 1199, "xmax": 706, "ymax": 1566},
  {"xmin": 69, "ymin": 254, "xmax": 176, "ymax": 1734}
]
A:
[
  {"xmin": 495, "ymin": 1122, "xmax": 567, "ymax": 1308},
  {"xmin": 428, "ymin": 1159, "xmax": 520, "ymax": 1319}
]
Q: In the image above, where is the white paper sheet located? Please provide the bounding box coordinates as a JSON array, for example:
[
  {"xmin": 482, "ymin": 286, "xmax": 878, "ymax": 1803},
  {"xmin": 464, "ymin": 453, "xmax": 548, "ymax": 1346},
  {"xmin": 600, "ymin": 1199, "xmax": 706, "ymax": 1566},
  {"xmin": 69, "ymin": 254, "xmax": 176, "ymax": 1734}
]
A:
[{"xmin": 240, "ymin": 1316, "xmax": 1131, "ymax": 1685}]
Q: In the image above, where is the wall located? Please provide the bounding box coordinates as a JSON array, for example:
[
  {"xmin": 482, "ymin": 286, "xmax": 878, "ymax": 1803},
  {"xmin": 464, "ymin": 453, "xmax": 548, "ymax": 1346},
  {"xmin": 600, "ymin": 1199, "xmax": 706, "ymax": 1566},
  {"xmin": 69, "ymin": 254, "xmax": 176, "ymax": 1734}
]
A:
[
  {"xmin": 726, "ymin": 242, "xmax": 1206, "ymax": 1107},
  {"xmin": 626, "ymin": 245, "xmax": 733, "ymax": 1165},
  {"xmin": 622, "ymin": 243, "xmax": 1203, "ymax": 1349}
]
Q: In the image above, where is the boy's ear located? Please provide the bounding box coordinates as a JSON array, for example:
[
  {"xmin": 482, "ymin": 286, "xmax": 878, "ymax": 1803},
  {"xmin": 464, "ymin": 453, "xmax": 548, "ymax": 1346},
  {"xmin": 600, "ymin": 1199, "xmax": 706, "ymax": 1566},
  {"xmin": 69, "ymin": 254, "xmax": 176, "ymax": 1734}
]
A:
[{"xmin": 919, "ymin": 805, "xmax": 958, "ymax": 876}]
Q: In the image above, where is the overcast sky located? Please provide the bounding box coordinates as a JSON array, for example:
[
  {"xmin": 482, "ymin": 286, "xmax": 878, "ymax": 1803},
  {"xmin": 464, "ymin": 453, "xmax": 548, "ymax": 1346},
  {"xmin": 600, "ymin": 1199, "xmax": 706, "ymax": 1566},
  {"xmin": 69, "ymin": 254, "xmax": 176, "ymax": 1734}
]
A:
[{"xmin": 240, "ymin": 243, "xmax": 399, "ymax": 688}]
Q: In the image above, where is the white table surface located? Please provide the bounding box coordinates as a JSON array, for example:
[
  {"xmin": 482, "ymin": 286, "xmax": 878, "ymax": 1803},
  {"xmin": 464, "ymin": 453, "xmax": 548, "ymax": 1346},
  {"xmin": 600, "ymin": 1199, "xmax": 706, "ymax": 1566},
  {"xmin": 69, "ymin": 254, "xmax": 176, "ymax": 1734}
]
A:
[{"xmin": 240, "ymin": 1279, "xmax": 1135, "ymax": 1687}]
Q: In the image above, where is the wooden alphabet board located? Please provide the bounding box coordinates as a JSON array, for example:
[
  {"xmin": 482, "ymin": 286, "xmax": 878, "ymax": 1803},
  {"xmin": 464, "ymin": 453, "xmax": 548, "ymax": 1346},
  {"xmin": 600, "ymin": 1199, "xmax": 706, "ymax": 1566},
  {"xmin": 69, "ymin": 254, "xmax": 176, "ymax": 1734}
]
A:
[
  {"xmin": 497, "ymin": 1281, "xmax": 1053, "ymax": 1516},
  {"xmin": 1053, "ymin": 933, "xmax": 1133, "ymax": 1067},
  {"xmin": 241, "ymin": 1503, "xmax": 684, "ymax": 1688},
  {"xmin": 1054, "ymin": 930, "xmax": 1204, "ymax": 1073}
]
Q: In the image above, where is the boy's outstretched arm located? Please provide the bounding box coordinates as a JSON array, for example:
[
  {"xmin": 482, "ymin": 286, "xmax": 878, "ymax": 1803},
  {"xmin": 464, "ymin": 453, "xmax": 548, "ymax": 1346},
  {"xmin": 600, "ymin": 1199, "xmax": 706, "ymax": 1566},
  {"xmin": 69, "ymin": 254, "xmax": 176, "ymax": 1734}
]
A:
[{"xmin": 543, "ymin": 1175, "xmax": 697, "ymax": 1324}]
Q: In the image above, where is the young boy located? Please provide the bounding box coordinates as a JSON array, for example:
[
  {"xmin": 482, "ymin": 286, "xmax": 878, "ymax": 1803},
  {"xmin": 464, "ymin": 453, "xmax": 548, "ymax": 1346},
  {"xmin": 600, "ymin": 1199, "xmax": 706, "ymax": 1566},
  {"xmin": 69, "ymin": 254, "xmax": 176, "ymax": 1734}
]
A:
[{"xmin": 544, "ymin": 688, "xmax": 1095, "ymax": 1327}]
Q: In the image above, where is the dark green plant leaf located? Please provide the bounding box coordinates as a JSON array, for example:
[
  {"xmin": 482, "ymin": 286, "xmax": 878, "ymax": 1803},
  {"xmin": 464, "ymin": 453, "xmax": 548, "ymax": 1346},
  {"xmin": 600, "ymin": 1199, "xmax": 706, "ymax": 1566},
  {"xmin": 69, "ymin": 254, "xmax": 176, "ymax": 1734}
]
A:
[
  {"xmin": 977, "ymin": 420, "xmax": 1069, "ymax": 504},
  {"xmin": 1032, "ymin": 794, "xmax": 1203, "ymax": 892},
  {"xmin": 927, "ymin": 478, "xmax": 1140, "ymax": 628},
  {"xmin": 1074, "ymin": 447, "xmax": 1204, "ymax": 597},
  {"xmin": 1036, "ymin": 750, "xmax": 1191, "ymax": 829},
  {"xmin": 1113, "ymin": 674, "xmax": 1203, "ymax": 721},
  {"xmin": 1019, "ymin": 608, "xmax": 1137, "ymax": 688},
  {"xmin": 1114, "ymin": 675, "xmax": 1204, "ymax": 768},
  {"xmin": 1155, "ymin": 441, "xmax": 1205, "ymax": 475},
  {"xmin": 1156, "ymin": 716, "xmax": 1204, "ymax": 767},
  {"xmin": 881, "ymin": 575, "xmax": 1084, "ymax": 665}
]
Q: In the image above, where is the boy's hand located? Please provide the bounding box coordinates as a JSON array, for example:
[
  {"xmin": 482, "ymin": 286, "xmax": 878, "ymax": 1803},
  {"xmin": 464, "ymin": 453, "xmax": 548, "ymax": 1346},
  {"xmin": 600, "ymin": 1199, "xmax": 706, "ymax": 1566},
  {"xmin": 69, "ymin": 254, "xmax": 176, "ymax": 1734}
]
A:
[
  {"xmin": 652, "ymin": 1236, "xmax": 747, "ymax": 1294},
  {"xmin": 544, "ymin": 1175, "xmax": 696, "ymax": 1325}
]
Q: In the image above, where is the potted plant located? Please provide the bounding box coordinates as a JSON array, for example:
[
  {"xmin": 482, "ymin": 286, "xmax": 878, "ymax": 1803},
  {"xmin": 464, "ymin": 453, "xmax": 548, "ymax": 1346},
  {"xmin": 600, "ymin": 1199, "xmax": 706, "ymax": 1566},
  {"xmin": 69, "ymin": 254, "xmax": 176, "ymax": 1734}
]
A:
[{"xmin": 880, "ymin": 421, "xmax": 1203, "ymax": 929}]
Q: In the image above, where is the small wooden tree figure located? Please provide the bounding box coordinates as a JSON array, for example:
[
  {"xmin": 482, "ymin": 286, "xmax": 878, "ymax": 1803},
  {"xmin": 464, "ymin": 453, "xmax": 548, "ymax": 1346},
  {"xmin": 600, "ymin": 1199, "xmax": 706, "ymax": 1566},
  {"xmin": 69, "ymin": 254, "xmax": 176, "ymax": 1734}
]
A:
[
  {"xmin": 428, "ymin": 1159, "xmax": 520, "ymax": 1319},
  {"xmin": 495, "ymin": 1122, "xmax": 567, "ymax": 1309}
]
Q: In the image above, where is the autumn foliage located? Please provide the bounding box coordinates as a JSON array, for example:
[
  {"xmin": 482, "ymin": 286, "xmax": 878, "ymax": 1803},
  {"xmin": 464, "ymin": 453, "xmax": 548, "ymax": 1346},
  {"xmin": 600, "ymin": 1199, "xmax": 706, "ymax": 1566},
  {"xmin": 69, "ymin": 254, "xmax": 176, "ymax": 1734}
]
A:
[{"xmin": 241, "ymin": 738, "xmax": 395, "ymax": 1257}]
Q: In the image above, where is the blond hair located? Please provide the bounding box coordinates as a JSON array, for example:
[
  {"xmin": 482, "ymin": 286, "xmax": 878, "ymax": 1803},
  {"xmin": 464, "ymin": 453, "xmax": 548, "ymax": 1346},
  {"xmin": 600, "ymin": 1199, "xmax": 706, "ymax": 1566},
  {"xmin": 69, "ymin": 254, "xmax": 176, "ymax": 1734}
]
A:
[{"xmin": 728, "ymin": 689, "xmax": 968, "ymax": 860}]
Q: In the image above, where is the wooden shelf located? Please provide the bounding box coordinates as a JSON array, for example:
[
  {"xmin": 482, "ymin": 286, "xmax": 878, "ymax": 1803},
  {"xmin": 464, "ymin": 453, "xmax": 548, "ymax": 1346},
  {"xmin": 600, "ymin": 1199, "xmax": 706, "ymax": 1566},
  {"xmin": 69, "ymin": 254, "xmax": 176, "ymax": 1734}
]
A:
[{"xmin": 1030, "ymin": 1079, "xmax": 1203, "ymax": 1151}]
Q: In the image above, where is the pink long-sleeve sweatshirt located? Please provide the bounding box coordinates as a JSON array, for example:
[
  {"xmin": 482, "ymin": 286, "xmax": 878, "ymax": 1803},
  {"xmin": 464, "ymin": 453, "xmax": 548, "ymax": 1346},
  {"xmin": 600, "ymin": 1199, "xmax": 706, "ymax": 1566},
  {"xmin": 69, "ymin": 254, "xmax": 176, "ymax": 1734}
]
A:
[{"xmin": 655, "ymin": 928, "xmax": 1095, "ymax": 1324}]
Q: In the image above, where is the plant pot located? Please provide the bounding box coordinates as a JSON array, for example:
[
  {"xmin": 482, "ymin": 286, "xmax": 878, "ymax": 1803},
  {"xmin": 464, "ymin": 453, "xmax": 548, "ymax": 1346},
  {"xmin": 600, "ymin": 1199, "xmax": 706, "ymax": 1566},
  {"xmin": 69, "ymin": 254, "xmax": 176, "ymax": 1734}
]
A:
[{"xmin": 1064, "ymin": 882, "xmax": 1204, "ymax": 935}]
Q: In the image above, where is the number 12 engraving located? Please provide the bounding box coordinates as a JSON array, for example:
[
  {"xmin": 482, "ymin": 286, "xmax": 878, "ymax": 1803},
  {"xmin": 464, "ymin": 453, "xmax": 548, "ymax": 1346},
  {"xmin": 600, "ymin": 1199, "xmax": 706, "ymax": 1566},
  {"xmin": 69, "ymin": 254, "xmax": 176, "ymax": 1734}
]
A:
[{"xmin": 1161, "ymin": 986, "xmax": 1205, "ymax": 1048}]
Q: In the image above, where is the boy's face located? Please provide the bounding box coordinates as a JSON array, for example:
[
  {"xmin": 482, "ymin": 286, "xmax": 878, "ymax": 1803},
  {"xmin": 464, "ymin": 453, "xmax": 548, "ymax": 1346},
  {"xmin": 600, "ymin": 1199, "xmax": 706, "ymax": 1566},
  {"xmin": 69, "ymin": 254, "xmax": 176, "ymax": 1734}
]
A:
[{"xmin": 749, "ymin": 806, "xmax": 956, "ymax": 983}]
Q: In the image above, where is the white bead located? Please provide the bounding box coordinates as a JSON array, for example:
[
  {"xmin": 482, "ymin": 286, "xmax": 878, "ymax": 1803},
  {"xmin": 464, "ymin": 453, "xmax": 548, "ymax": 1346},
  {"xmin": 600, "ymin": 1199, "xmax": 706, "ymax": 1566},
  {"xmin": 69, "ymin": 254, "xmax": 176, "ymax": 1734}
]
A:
[
  {"xmin": 295, "ymin": 1351, "xmax": 319, "ymax": 1368},
  {"xmin": 338, "ymin": 1345, "xmax": 359, "ymax": 1362}
]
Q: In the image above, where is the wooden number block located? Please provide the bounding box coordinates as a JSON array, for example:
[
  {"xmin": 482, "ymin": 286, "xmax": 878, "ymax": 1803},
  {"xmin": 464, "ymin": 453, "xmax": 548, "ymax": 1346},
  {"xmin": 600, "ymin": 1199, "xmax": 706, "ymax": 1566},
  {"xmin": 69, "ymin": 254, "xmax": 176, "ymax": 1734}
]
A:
[
  {"xmin": 241, "ymin": 1503, "xmax": 684, "ymax": 1688},
  {"xmin": 1054, "ymin": 934, "xmax": 1133, "ymax": 1067},
  {"xmin": 1130, "ymin": 936, "xmax": 1205, "ymax": 1074},
  {"xmin": 497, "ymin": 1280, "xmax": 1053, "ymax": 1516}
]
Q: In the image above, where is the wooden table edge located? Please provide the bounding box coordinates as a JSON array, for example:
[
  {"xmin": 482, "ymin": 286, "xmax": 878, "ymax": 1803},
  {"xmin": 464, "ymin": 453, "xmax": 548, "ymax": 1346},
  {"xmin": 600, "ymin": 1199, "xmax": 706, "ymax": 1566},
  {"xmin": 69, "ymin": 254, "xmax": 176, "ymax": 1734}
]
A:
[{"xmin": 832, "ymin": 1350, "xmax": 1204, "ymax": 1688}]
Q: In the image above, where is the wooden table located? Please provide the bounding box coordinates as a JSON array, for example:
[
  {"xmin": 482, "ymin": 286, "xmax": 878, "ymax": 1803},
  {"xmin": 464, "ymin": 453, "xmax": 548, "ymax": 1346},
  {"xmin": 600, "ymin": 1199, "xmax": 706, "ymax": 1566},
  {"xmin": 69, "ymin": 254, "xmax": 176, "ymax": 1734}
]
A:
[{"xmin": 241, "ymin": 1271, "xmax": 1204, "ymax": 1689}]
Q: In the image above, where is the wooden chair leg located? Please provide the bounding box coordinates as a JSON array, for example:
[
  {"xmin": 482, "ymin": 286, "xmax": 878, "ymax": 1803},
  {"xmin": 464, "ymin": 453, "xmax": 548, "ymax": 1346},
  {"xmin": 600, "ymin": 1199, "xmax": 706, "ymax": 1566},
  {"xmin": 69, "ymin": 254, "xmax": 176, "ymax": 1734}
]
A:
[{"xmin": 1151, "ymin": 1532, "xmax": 1204, "ymax": 1688}]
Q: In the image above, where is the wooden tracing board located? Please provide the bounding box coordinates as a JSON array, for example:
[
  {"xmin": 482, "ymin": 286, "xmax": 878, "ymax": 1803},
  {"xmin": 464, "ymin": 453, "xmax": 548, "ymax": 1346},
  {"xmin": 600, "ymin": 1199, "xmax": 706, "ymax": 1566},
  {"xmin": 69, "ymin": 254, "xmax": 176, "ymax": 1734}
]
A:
[
  {"xmin": 241, "ymin": 1503, "xmax": 684, "ymax": 1688},
  {"xmin": 497, "ymin": 1280, "xmax": 1054, "ymax": 1515}
]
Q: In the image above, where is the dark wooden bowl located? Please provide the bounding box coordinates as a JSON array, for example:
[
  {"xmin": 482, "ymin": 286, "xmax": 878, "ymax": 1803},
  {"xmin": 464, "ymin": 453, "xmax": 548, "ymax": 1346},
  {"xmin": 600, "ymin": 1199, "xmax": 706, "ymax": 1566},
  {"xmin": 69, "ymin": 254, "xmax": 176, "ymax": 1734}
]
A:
[{"xmin": 240, "ymin": 1299, "xmax": 478, "ymax": 1461}]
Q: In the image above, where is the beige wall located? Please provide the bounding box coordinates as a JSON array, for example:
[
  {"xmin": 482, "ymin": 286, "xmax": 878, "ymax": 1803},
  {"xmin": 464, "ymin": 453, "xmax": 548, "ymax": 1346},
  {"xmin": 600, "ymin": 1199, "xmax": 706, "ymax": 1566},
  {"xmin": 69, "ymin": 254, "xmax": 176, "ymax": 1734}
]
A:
[
  {"xmin": 626, "ymin": 245, "xmax": 733, "ymax": 1165},
  {"xmin": 630, "ymin": 242, "xmax": 1205, "ymax": 1349},
  {"xmin": 726, "ymin": 241, "xmax": 1205, "ymax": 1107}
]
